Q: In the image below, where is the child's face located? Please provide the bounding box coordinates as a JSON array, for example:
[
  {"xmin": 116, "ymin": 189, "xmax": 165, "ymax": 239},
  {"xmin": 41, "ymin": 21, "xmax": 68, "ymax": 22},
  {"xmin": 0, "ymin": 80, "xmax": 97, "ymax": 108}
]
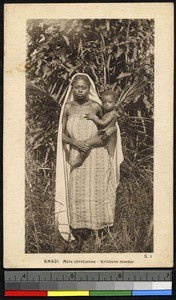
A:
[
  {"xmin": 72, "ymin": 79, "xmax": 90, "ymax": 101},
  {"xmin": 101, "ymin": 94, "xmax": 116, "ymax": 112}
]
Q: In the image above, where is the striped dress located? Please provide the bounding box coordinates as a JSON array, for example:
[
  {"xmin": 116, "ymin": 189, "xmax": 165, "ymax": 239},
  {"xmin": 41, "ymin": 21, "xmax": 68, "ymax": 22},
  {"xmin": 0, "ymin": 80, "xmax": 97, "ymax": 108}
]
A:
[{"xmin": 66, "ymin": 115, "xmax": 116, "ymax": 230}]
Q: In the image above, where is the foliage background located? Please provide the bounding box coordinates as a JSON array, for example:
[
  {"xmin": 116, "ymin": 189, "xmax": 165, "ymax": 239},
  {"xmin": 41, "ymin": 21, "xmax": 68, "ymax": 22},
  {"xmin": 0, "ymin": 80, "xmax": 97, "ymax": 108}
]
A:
[{"xmin": 25, "ymin": 19, "xmax": 154, "ymax": 253}]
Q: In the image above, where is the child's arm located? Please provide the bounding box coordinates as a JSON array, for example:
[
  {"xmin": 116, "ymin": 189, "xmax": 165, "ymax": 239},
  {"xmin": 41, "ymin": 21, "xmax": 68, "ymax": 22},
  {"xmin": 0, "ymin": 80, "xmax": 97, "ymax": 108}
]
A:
[{"xmin": 85, "ymin": 111, "xmax": 117, "ymax": 128}]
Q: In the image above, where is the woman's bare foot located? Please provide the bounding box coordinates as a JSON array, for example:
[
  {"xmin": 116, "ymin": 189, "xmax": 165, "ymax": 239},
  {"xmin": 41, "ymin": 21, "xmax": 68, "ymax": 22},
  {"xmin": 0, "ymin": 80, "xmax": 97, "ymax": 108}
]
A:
[{"xmin": 94, "ymin": 230, "xmax": 101, "ymax": 250}]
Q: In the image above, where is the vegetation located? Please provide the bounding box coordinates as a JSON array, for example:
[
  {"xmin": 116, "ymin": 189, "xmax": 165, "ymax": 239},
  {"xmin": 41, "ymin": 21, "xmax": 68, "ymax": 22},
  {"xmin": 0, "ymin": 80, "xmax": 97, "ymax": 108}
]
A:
[{"xmin": 25, "ymin": 19, "xmax": 154, "ymax": 253}]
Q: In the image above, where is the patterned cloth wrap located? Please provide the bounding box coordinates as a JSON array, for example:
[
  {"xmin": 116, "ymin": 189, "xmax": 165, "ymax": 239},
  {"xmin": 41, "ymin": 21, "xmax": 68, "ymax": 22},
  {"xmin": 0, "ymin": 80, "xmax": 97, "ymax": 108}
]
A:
[{"xmin": 67, "ymin": 114, "xmax": 116, "ymax": 230}]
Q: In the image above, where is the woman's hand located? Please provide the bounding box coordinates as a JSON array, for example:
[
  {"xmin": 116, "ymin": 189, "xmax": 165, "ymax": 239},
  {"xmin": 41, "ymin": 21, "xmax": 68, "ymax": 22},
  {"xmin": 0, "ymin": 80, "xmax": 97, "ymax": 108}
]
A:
[
  {"xmin": 74, "ymin": 140, "xmax": 90, "ymax": 152},
  {"xmin": 101, "ymin": 132, "xmax": 110, "ymax": 144},
  {"xmin": 101, "ymin": 126, "xmax": 117, "ymax": 143}
]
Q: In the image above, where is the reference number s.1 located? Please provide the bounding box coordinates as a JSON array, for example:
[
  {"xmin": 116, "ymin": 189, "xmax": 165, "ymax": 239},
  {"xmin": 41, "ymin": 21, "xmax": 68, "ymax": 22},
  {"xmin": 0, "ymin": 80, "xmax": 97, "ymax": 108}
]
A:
[{"xmin": 144, "ymin": 254, "xmax": 153, "ymax": 258}]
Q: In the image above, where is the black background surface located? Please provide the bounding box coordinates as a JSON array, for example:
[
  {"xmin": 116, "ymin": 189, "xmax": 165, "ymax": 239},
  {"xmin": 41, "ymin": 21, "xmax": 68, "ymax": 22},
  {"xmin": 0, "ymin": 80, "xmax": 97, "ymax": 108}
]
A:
[{"xmin": 0, "ymin": 1, "xmax": 175, "ymax": 299}]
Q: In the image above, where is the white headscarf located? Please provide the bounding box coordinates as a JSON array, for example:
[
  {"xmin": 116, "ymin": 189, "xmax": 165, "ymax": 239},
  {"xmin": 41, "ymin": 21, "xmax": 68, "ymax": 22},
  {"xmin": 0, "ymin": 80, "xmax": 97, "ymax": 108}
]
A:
[{"xmin": 55, "ymin": 73, "xmax": 123, "ymax": 241}]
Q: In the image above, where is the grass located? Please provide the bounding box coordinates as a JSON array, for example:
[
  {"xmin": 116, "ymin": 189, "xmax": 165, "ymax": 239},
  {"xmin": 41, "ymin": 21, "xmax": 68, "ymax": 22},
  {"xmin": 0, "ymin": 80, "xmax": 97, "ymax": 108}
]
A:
[{"xmin": 25, "ymin": 156, "xmax": 153, "ymax": 254}]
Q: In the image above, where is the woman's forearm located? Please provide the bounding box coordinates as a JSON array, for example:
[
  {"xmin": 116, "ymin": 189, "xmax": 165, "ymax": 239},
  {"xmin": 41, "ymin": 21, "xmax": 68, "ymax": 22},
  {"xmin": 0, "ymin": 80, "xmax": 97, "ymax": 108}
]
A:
[
  {"xmin": 63, "ymin": 132, "xmax": 89, "ymax": 152},
  {"xmin": 62, "ymin": 130, "xmax": 104, "ymax": 149},
  {"xmin": 86, "ymin": 135, "xmax": 104, "ymax": 148},
  {"xmin": 85, "ymin": 126, "xmax": 117, "ymax": 148},
  {"xmin": 62, "ymin": 132, "xmax": 76, "ymax": 147}
]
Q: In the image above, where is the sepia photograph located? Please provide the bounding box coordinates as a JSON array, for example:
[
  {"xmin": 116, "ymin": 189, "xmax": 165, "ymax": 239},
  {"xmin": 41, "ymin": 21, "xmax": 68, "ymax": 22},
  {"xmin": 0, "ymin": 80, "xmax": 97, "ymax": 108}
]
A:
[
  {"xmin": 25, "ymin": 18, "xmax": 154, "ymax": 254},
  {"xmin": 4, "ymin": 3, "xmax": 173, "ymax": 268}
]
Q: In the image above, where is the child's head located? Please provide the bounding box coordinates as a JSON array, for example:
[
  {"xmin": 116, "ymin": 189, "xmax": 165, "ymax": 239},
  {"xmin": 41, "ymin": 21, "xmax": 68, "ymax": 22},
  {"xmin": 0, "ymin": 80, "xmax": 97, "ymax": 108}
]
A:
[
  {"xmin": 101, "ymin": 90, "xmax": 117, "ymax": 112},
  {"xmin": 71, "ymin": 74, "xmax": 91, "ymax": 101}
]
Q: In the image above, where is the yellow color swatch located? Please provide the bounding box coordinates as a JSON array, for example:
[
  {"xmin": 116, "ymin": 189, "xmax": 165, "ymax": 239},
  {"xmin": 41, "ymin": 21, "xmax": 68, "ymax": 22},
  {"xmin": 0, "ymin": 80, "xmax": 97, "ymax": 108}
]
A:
[{"xmin": 47, "ymin": 291, "xmax": 89, "ymax": 297}]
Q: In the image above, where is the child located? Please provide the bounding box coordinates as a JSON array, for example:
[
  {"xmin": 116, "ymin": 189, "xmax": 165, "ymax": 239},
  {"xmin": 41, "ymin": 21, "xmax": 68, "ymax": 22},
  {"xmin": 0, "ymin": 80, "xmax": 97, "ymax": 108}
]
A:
[{"xmin": 69, "ymin": 90, "xmax": 118, "ymax": 168}]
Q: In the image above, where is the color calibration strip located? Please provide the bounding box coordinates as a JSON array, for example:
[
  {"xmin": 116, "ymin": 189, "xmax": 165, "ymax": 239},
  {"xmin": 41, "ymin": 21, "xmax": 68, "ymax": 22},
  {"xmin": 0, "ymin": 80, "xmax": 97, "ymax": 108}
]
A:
[
  {"xmin": 4, "ymin": 270, "xmax": 172, "ymax": 296},
  {"xmin": 5, "ymin": 282, "xmax": 172, "ymax": 297},
  {"xmin": 5, "ymin": 289, "xmax": 172, "ymax": 297}
]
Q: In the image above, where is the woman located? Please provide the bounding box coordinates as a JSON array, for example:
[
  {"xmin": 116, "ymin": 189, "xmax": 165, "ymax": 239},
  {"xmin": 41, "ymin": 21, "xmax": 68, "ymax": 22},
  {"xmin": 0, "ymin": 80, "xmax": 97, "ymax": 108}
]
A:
[{"xmin": 55, "ymin": 73, "xmax": 123, "ymax": 242}]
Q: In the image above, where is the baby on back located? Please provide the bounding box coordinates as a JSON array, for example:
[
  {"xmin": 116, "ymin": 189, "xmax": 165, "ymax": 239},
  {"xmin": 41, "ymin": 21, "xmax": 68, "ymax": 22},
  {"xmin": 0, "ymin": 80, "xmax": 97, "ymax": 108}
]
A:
[{"xmin": 70, "ymin": 90, "xmax": 118, "ymax": 167}]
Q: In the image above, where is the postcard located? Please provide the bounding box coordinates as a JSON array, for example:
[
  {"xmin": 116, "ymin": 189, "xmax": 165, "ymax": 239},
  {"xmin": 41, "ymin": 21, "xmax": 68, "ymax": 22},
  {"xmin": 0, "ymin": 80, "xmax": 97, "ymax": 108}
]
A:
[{"xmin": 4, "ymin": 3, "xmax": 173, "ymax": 268}]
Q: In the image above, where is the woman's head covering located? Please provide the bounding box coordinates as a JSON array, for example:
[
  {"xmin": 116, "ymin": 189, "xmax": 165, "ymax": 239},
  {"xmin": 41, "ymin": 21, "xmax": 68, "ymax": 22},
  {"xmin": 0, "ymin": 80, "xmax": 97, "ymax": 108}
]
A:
[
  {"xmin": 55, "ymin": 73, "xmax": 123, "ymax": 241},
  {"xmin": 61, "ymin": 73, "xmax": 102, "ymax": 105}
]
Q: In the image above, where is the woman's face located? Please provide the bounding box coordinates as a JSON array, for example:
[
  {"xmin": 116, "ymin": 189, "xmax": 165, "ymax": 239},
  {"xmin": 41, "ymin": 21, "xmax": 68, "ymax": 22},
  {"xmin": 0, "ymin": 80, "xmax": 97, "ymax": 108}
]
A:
[{"xmin": 72, "ymin": 79, "xmax": 90, "ymax": 101}]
